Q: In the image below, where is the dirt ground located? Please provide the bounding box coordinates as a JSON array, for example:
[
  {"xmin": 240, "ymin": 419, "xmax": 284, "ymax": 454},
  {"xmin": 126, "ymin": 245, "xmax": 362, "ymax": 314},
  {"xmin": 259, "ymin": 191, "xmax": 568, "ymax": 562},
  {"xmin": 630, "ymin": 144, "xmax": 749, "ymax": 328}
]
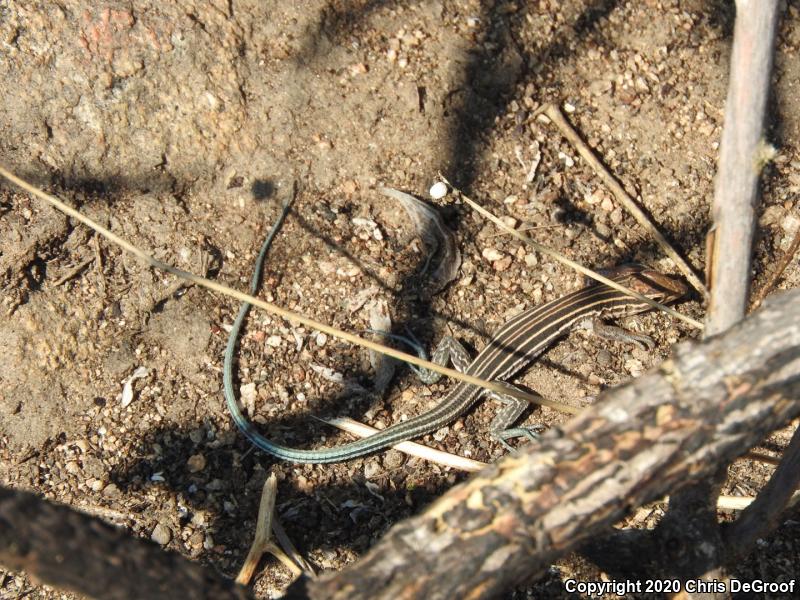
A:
[{"xmin": 1, "ymin": 1, "xmax": 799, "ymax": 598}]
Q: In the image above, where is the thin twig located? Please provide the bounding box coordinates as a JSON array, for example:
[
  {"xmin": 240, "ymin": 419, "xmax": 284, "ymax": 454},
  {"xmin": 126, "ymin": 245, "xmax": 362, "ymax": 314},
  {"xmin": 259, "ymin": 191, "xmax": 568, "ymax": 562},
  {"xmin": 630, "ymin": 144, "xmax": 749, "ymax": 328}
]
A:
[
  {"xmin": 487, "ymin": 223, "xmax": 557, "ymax": 238},
  {"xmin": 742, "ymin": 450, "xmax": 780, "ymax": 466},
  {"xmin": 439, "ymin": 175, "xmax": 704, "ymax": 330},
  {"xmin": 0, "ymin": 165, "xmax": 576, "ymax": 415},
  {"xmin": 537, "ymin": 103, "xmax": 709, "ymax": 300},
  {"xmin": 325, "ymin": 417, "xmax": 488, "ymax": 472},
  {"xmin": 271, "ymin": 520, "xmax": 316, "ymax": 577},
  {"xmin": 717, "ymin": 491, "xmax": 800, "ymax": 512},
  {"xmin": 750, "ymin": 225, "xmax": 800, "ymax": 311},
  {"xmin": 53, "ymin": 256, "xmax": 94, "ymax": 286}
]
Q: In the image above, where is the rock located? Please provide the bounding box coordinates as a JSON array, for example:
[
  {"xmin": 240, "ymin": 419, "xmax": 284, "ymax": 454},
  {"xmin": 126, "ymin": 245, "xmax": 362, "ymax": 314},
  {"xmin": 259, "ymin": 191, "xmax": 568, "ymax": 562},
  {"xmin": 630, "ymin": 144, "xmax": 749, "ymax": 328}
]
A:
[
  {"xmin": 151, "ymin": 523, "xmax": 172, "ymax": 546},
  {"xmin": 187, "ymin": 454, "xmax": 206, "ymax": 473}
]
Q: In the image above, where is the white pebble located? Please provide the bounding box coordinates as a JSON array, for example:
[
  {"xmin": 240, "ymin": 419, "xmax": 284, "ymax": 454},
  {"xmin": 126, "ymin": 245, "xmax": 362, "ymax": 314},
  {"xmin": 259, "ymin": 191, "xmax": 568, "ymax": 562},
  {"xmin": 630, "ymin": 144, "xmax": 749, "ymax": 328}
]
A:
[
  {"xmin": 625, "ymin": 358, "xmax": 644, "ymax": 377},
  {"xmin": 482, "ymin": 248, "xmax": 505, "ymax": 262},
  {"xmin": 429, "ymin": 181, "xmax": 448, "ymax": 199},
  {"xmin": 240, "ymin": 382, "xmax": 257, "ymax": 416},
  {"xmin": 781, "ymin": 214, "xmax": 799, "ymax": 235},
  {"xmin": 266, "ymin": 335, "xmax": 282, "ymax": 347},
  {"xmin": 500, "ymin": 216, "xmax": 517, "ymax": 229}
]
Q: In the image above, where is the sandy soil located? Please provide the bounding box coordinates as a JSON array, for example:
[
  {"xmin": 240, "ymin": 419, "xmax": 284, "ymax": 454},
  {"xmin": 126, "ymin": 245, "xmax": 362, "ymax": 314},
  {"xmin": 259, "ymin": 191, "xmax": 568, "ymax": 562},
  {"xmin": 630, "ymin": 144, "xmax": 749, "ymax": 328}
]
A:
[{"xmin": 1, "ymin": 1, "xmax": 799, "ymax": 598}]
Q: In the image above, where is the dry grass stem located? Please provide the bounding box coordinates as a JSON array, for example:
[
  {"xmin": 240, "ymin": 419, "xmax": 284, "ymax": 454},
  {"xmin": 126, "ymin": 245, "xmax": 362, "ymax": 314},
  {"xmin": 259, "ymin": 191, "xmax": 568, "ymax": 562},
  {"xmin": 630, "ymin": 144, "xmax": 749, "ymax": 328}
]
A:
[{"xmin": 326, "ymin": 417, "xmax": 488, "ymax": 472}]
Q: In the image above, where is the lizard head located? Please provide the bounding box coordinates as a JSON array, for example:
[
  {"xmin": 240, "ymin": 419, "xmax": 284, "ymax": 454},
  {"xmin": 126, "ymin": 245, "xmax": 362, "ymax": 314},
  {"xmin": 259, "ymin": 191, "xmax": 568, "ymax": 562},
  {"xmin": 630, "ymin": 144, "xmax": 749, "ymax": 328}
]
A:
[{"xmin": 610, "ymin": 264, "xmax": 689, "ymax": 304}]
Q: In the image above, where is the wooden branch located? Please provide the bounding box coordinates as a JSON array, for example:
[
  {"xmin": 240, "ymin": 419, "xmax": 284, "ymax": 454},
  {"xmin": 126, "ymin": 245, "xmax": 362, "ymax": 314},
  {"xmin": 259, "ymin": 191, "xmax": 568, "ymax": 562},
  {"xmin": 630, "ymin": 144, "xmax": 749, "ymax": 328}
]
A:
[
  {"xmin": 0, "ymin": 487, "xmax": 251, "ymax": 600},
  {"xmin": 293, "ymin": 289, "xmax": 800, "ymax": 599},
  {"xmin": 723, "ymin": 423, "xmax": 800, "ymax": 560},
  {"xmin": 671, "ymin": 3, "xmax": 781, "ymax": 592},
  {"xmin": 707, "ymin": 0, "xmax": 780, "ymax": 334}
]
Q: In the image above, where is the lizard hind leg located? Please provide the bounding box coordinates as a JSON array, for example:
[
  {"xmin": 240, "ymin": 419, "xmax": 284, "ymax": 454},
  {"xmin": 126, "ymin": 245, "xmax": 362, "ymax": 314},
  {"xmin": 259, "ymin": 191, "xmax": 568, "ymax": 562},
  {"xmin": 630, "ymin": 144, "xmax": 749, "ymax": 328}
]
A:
[{"xmin": 485, "ymin": 382, "xmax": 546, "ymax": 451}]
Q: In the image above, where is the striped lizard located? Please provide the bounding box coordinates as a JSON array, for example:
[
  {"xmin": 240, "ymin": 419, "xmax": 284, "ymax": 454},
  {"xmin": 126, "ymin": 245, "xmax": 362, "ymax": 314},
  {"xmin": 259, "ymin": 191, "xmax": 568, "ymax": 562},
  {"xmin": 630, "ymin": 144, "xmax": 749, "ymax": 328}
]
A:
[{"xmin": 223, "ymin": 214, "xmax": 686, "ymax": 463}]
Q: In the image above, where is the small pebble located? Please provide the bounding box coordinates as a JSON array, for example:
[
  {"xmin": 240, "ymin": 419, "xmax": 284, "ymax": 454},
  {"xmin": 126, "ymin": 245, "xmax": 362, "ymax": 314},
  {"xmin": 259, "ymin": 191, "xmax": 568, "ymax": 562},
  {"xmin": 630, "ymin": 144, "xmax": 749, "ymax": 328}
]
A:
[
  {"xmin": 596, "ymin": 222, "xmax": 612, "ymax": 238},
  {"xmin": 459, "ymin": 273, "xmax": 475, "ymax": 286},
  {"xmin": 187, "ymin": 454, "xmax": 206, "ymax": 473},
  {"xmin": 383, "ymin": 450, "xmax": 405, "ymax": 470},
  {"xmin": 781, "ymin": 213, "xmax": 800, "ymax": 237},
  {"xmin": 430, "ymin": 181, "xmax": 448, "ymax": 199},
  {"xmin": 240, "ymin": 382, "xmax": 257, "ymax": 416},
  {"xmin": 363, "ymin": 461, "xmax": 381, "ymax": 480},
  {"xmin": 596, "ymin": 349, "xmax": 612, "ymax": 367},
  {"xmin": 342, "ymin": 180, "xmax": 357, "ymax": 195},
  {"xmin": 102, "ymin": 483, "xmax": 121, "ymax": 498},
  {"xmin": 625, "ymin": 358, "xmax": 644, "ymax": 377},
  {"xmin": 151, "ymin": 523, "xmax": 172, "ymax": 546},
  {"xmin": 482, "ymin": 248, "xmax": 505, "ymax": 262},
  {"xmin": 266, "ymin": 335, "xmax": 282, "ymax": 347},
  {"xmin": 493, "ymin": 256, "xmax": 513, "ymax": 272},
  {"xmin": 500, "ymin": 216, "xmax": 517, "ymax": 229}
]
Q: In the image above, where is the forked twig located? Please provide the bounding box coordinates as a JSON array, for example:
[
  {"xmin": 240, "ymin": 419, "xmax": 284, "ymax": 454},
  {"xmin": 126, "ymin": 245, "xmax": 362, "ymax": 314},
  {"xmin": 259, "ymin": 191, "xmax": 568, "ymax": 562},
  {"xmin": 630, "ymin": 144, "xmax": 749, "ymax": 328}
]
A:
[{"xmin": 236, "ymin": 473, "xmax": 309, "ymax": 585}]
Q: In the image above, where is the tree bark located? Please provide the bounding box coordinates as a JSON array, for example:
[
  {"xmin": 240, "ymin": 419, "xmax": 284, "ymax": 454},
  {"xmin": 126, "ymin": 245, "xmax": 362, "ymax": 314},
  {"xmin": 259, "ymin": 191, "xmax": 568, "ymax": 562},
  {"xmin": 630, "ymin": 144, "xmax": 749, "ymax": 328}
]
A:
[{"xmin": 0, "ymin": 487, "xmax": 251, "ymax": 600}]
